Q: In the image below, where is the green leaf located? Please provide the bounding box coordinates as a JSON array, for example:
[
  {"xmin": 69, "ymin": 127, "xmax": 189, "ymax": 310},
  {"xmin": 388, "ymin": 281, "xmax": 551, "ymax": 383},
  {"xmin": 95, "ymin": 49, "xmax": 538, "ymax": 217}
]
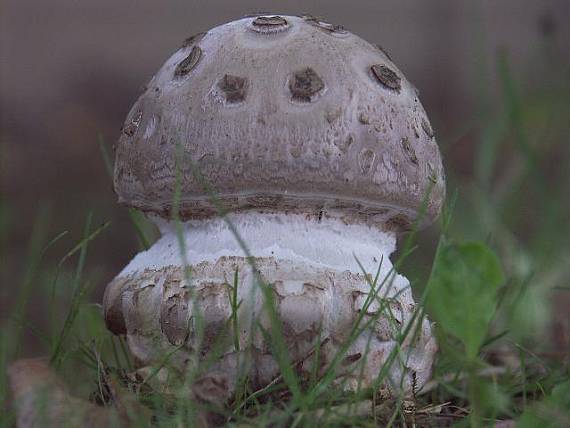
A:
[{"xmin": 427, "ymin": 241, "xmax": 504, "ymax": 359}]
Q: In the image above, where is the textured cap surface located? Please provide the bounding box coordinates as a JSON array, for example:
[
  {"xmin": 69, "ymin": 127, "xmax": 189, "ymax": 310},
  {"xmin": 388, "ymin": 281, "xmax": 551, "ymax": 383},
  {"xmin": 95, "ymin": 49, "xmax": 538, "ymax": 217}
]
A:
[{"xmin": 114, "ymin": 15, "xmax": 445, "ymax": 228}]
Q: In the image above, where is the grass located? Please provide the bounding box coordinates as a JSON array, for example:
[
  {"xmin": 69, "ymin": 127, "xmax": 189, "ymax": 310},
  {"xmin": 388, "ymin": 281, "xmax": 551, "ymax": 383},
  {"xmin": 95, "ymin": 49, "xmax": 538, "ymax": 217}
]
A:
[{"xmin": 2, "ymin": 36, "xmax": 570, "ymax": 428}]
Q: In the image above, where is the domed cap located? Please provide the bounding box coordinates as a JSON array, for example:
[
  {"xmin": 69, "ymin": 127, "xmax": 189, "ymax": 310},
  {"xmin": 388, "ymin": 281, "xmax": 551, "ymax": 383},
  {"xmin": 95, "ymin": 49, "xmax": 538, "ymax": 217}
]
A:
[{"xmin": 114, "ymin": 14, "xmax": 445, "ymax": 229}]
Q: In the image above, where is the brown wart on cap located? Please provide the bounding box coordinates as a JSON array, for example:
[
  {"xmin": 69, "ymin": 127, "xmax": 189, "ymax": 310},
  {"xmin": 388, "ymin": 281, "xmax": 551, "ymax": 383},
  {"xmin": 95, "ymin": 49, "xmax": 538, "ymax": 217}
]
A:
[
  {"xmin": 289, "ymin": 67, "xmax": 325, "ymax": 102},
  {"xmin": 250, "ymin": 15, "xmax": 290, "ymax": 33},
  {"xmin": 371, "ymin": 64, "xmax": 402, "ymax": 92},
  {"xmin": 217, "ymin": 74, "xmax": 248, "ymax": 104},
  {"xmin": 122, "ymin": 110, "xmax": 142, "ymax": 137},
  {"xmin": 422, "ymin": 117, "xmax": 435, "ymax": 139},
  {"xmin": 174, "ymin": 46, "xmax": 202, "ymax": 77},
  {"xmin": 302, "ymin": 15, "xmax": 348, "ymax": 35},
  {"xmin": 401, "ymin": 137, "xmax": 419, "ymax": 165}
]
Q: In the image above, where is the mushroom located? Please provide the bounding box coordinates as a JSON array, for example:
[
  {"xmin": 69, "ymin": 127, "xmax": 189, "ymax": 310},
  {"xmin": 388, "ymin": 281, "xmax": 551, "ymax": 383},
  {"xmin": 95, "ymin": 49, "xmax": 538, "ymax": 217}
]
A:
[{"xmin": 104, "ymin": 14, "xmax": 445, "ymax": 398}]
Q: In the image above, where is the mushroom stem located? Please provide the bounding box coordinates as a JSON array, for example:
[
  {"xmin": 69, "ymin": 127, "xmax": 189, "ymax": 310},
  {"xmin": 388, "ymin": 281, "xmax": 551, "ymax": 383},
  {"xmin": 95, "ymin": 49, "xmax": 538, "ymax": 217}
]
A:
[
  {"xmin": 104, "ymin": 212, "xmax": 436, "ymax": 395},
  {"xmin": 129, "ymin": 212, "xmax": 399, "ymax": 276}
]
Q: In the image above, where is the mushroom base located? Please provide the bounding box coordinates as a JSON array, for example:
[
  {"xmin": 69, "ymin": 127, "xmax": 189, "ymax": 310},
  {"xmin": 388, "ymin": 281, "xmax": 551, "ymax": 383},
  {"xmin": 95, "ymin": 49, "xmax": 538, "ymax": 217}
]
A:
[{"xmin": 103, "ymin": 212, "xmax": 436, "ymax": 398}]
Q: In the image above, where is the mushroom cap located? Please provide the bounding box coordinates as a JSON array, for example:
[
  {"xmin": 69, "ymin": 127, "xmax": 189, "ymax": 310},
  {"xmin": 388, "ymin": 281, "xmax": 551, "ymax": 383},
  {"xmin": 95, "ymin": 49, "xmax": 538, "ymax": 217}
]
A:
[{"xmin": 114, "ymin": 14, "xmax": 445, "ymax": 229}]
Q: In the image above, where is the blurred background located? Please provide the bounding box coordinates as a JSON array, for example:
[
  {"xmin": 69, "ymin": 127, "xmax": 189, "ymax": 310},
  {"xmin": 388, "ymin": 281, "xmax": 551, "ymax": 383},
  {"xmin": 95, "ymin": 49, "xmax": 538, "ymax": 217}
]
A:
[{"xmin": 1, "ymin": 0, "xmax": 569, "ymax": 358}]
